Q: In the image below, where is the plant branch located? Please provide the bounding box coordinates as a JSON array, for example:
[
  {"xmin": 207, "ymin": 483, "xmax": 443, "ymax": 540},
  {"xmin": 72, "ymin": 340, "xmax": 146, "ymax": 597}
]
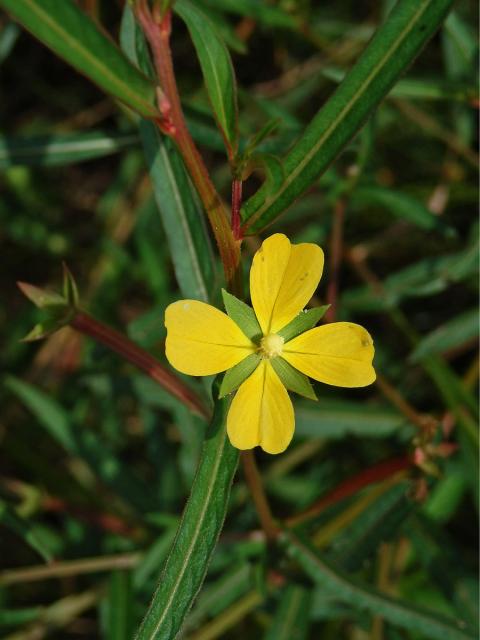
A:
[
  {"xmin": 286, "ymin": 455, "xmax": 410, "ymax": 528},
  {"xmin": 70, "ymin": 311, "xmax": 209, "ymax": 419},
  {"xmin": 241, "ymin": 450, "xmax": 278, "ymax": 542},
  {"xmin": 135, "ymin": 2, "xmax": 241, "ymax": 288}
]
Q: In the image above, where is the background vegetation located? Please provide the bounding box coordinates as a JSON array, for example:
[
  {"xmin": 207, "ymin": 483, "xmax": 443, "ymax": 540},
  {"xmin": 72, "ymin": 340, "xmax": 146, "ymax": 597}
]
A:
[{"xmin": 0, "ymin": 0, "xmax": 478, "ymax": 638}]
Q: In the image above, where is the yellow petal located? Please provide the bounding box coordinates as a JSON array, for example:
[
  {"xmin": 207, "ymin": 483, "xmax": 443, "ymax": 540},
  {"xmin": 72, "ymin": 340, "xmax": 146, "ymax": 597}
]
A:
[
  {"xmin": 250, "ymin": 233, "xmax": 324, "ymax": 335},
  {"xmin": 165, "ymin": 300, "xmax": 254, "ymax": 376},
  {"xmin": 227, "ymin": 361, "xmax": 294, "ymax": 454},
  {"xmin": 283, "ymin": 322, "xmax": 376, "ymax": 388}
]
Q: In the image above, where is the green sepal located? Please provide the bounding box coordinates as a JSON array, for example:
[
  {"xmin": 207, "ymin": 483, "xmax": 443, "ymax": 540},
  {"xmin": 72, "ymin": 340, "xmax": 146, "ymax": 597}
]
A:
[
  {"xmin": 62, "ymin": 263, "xmax": 79, "ymax": 308},
  {"xmin": 222, "ymin": 289, "xmax": 262, "ymax": 342},
  {"xmin": 271, "ymin": 357, "xmax": 317, "ymax": 401},
  {"xmin": 278, "ymin": 306, "xmax": 330, "ymax": 343},
  {"xmin": 21, "ymin": 314, "xmax": 68, "ymax": 342},
  {"xmin": 18, "ymin": 273, "xmax": 78, "ymax": 342},
  {"xmin": 219, "ymin": 353, "xmax": 261, "ymax": 399},
  {"xmin": 17, "ymin": 282, "xmax": 66, "ymax": 309}
]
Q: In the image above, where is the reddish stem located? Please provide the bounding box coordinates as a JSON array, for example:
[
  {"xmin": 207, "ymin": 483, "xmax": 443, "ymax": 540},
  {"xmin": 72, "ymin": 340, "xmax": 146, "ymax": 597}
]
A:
[
  {"xmin": 71, "ymin": 311, "xmax": 209, "ymax": 420},
  {"xmin": 231, "ymin": 179, "xmax": 243, "ymax": 241},
  {"xmin": 136, "ymin": 4, "xmax": 241, "ymax": 288},
  {"xmin": 286, "ymin": 455, "xmax": 410, "ymax": 527},
  {"xmin": 325, "ymin": 198, "xmax": 346, "ymax": 322}
]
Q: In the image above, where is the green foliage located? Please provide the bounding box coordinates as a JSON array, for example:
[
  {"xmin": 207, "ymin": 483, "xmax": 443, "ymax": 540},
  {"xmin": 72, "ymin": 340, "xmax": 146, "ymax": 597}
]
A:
[
  {"xmin": 136, "ymin": 390, "xmax": 238, "ymax": 639},
  {"xmin": 0, "ymin": 0, "xmax": 158, "ymax": 117},
  {"xmin": 0, "ymin": 0, "xmax": 477, "ymax": 638},
  {"xmin": 175, "ymin": 0, "xmax": 239, "ymax": 159}
]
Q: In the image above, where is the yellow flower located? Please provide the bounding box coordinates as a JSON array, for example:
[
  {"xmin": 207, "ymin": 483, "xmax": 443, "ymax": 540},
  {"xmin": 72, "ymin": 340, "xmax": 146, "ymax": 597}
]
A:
[{"xmin": 165, "ymin": 234, "xmax": 375, "ymax": 454}]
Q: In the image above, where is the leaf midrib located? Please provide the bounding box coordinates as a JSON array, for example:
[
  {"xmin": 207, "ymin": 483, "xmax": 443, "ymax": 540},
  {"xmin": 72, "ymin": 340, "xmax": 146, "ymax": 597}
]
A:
[
  {"xmin": 159, "ymin": 140, "xmax": 209, "ymax": 302},
  {"xmin": 147, "ymin": 428, "xmax": 229, "ymax": 639},
  {"xmin": 248, "ymin": 1, "xmax": 430, "ymax": 226},
  {"xmin": 20, "ymin": 0, "xmax": 155, "ymax": 114}
]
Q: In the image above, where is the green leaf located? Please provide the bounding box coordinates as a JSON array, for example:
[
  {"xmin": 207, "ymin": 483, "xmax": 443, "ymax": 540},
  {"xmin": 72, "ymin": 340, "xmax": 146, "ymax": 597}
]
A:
[
  {"xmin": 410, "ymin": 308, "xmax": 479, "ymax": 362},
  {"xmin": 184, "ymin": 564, "xmax": 252, "ymax": 632},
  {"xmin": 330, "ymin": 481, "xmax": 413, "ymax": 571},
  {"xmin": 0, "ymin": 499, "xmax": 54, "ymax": 562},
  {"xmin": 219, "ymin": 353, "xmax": 261, "ymax": 398},
  {"xmin": 352, "ymin": 185, "xmax": 456, "ymax": 237},
  {"xmin": 105, "ymin": 571, "xmax": 133, "ymax": 640},
  {"xmin": 21, "ymin": 316, "xmax": 68, "ymax": 342},
  {"xmin": 5, "ymin": 377, "xmax": 156, "ymax": 513},
  {"xmin": 241, "ymin": 0, "xmax": 455, "ymax": 233},
  {"xmin": 175, "ymin": 0, "xmax": 239, "ymax": 158},
  {"xmin": 283, "ymin": 530, "xmax": 476, "ymax": 640},
  {"xmin": 321, "ymin": 66, "xmax": 476, "ymax": 103},
  {"xmin": 222, "ymin": 289, "xmax": 262, "ymax": 342},
  {"xmin": 120, "ymin": 7, "xmax": 217, "ymax": 302},
  {"xmin": 343, "ymin": 242, "xmax": 479, "ymax": 312},
  {"xmin": 0, "ymin": 0, "xmax": 158, "ymax": 118},
  {"xmin": 271, "ymin": 358, "xmax": 317, "ymax": 401},
  {"xmin": 199, "ymin": 0, "xmax": 297, "ymax": 29},
  {"xmin": 278, "ymin": 306, "xmax": 330, "ymax": 342},
  {"xmin": 0, "ymin": 131, "xmax": 139, "ymax": 168},
  {"xmin": 135, "ymin": 390, "xmax": 239, "ymax": 639},
  {"xmin": 295, "ymin": 400, "xmax": 411, "ymax": 439},
  {"xmin": 263, "ymin": 584, "xmax": 312, "ymax": 640},
  {"xmin": 62, "ymin": 264, "xmax": 79, "ymax": 308}
]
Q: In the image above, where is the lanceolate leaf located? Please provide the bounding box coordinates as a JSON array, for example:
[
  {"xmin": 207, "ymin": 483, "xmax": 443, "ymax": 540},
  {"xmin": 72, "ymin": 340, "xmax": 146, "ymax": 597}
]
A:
[
  {"xmin": 140, "ymin": 126, "xmax": 217, "ymax": 302},
  {"xmin": 278, "ymin": 306, "xmax": 330, "ymax": 343},
  {"xmin": 121, "ymin": 6, "xmax": 217, "ymax": 302},
  {"xmin": 0, "ymin": 0, "xmax": 158, "ymax": 118},
  {"xmin": 0, "ymin": 131, "xmax": 139, "ymax": 168},
  {"xmin": 283, "ymin": 531, "xmax": 476, "ymax": 640},
  {"xmin": 241, "ymin": 0, "xmax": 455, "ymax": 233},
  {"xmin": 410, "ymin": 308, "xmax": 479, "ymax": 362},
  {"xmin": 351, "ymin": 185, "xmax": 456, "ymax": 237},
  {"xmin": 135, "ymin": 392, "xmax": 239, "ymax": 640},
  {"xmin": 175, "ymin": 0, "xmax": 239, "ymax": 158},
  {"xmin": 222, "ymin": 289, "xmax": 262, "ymax": 342}
]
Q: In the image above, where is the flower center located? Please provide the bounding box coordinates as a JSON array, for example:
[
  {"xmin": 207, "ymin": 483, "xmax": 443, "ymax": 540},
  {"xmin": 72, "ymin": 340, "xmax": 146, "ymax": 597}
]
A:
[{"xmin": 260, "ymin": 333, "xmax": 284, "ymax": 359}]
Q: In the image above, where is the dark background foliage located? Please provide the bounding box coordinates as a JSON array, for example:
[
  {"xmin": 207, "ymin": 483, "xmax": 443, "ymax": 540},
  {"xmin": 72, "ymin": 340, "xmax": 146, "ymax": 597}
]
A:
[{"xmin": 0, "ymin": 1, "xmax": 478, "ymax": 638}]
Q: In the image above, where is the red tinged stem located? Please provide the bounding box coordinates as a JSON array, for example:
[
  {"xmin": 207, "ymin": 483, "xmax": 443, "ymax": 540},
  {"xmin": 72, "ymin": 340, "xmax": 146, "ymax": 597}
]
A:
[
  {"xmin": 231, "ymin": 178, "xmax": 243, "ymax": 241},
  {"xmin": 286, "ymin": 455, "xmax": 411, "ymax": 527},
  {"xmin": 71, "ymin": 312, "xmax": 209, "ymax": 420}
]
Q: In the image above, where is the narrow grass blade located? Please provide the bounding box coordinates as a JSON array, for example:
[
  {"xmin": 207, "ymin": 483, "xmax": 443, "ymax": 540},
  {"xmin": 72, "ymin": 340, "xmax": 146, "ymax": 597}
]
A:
[
  {"xmin": 0, "ymin": 0, "xmax": 157, "ymax": 117},
  {"xmin": 0, "ymin": 499, "xmax": 53, "ymax": 562},
  {"xmin": 241, "ymin": 0, "xmax": 455, "ymax": 233},
  {"xmin": 283, "ymin": 530, "xmax": 476, "ymax": 640},
  {"xmin": 135, "ymin": 392, "xmax": 238, "ymax": 639},
  {"xmin": 264, "ymin": 584, "xmax": 312, "ymax": 640},
  {"xmin": 0, "ymin": 131, "xmax": 139, "ymax": 168},
  {"xmin": 410, "ymin": 308, "xmax": 479, "ymax": 362}
]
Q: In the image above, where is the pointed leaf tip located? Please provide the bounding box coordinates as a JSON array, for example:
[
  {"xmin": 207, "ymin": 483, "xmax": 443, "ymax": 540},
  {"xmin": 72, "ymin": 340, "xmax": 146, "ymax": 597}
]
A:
[{"xmin": 17, "ymin": 282, "xmax": 66, "ymax": 309}]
